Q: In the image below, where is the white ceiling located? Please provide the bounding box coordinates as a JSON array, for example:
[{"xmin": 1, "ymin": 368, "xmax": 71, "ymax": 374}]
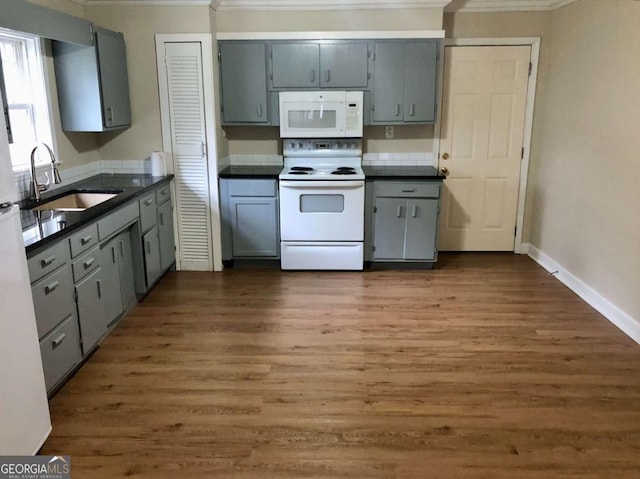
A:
[{"xmin": 72, "ymin": 0, "xmax": 581, "ymax": 11}]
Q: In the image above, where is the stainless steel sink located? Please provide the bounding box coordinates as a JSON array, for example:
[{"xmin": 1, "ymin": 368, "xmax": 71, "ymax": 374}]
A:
[{"xmin": 31, "ymin": 192, "xmax": 119, "ymax": 212}]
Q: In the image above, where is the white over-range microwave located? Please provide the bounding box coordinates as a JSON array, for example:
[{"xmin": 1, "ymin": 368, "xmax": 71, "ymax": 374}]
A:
[{"xmin": 279, "ymin": 91, "xmax": 363, "ymax": 138}]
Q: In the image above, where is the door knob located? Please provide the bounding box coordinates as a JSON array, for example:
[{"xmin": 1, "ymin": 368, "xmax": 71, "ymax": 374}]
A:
[
  {"xmin": 441, "ymin": 152, "xmax": 450, "ymax": 160},
  {"xmin": 440, "ymin": 167, "xmax": 449, "ymax": 175}
]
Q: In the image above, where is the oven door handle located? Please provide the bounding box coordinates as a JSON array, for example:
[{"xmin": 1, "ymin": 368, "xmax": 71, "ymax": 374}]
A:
[{"xmin": 280, "ymin": 180, "xmax": 363, "ymax": 189}]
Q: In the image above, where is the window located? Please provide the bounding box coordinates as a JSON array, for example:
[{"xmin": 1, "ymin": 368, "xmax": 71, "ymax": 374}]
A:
[{"xmin": 0, "ymin": 29, "xmax": 53, "ymax": 171}]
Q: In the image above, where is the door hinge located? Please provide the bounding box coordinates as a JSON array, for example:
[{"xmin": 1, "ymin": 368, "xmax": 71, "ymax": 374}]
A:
[
  {"xmin": 217, "ymin": 51, "xmax": 221, "ymax": 62},
  {"xmin": 373, "ymin": 206, "xmax": 377, "ymax": 213},
  {"xmin": 514, "ymin": 225, "xmax": 518, "ymax": 237},
  {"xmin": 521, "ymin": 147, "xmax": 525, "ymax": 160},
  {"xmin": 372, "ymin": 245, "xmax": 376, "ymax": 252},
  {"xmin": 528, "ymin": 62, "xmax": 533, "ymax": 77}
]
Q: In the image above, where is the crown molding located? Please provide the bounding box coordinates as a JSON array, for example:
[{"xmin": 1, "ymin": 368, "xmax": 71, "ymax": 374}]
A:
[
  {"xmin": 445, "ymin": 0, "xmax": 579, "ymax": 12},
  {"xmin": 74, "ymin": 0, "xmax": 449, "ymax": 8},
  {"xmin": 72, "ymin": 0, "xmax": 212, "ymax": 5},
  {"xmin": 217, "ymin": 30, "xmax": 445, "ymax": 40}
]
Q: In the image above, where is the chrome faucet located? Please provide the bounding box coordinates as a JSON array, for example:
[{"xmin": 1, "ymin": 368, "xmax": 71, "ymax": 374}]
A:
[{"xmin": 30, "ymin": 143, "xmax": 61, "ymax": 201}]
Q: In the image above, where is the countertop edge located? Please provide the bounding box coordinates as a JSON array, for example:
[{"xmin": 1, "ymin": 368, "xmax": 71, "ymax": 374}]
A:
[{"xmin": 23, "ymin": 174, "xmax": 174, "ymax": 255}]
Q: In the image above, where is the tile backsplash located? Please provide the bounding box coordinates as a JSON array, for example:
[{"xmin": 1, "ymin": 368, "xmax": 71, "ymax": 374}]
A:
[{"xmin": 363, "ymin": 152, "xmax": 435, "ymax": 166}]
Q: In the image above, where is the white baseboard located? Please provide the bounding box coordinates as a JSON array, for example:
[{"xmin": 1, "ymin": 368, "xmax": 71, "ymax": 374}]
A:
[{"xmin": 525, "ymin": 243, "xmax": 640, "ymax": 346}]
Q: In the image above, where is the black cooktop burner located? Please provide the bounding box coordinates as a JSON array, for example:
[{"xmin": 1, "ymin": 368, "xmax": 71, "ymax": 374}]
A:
[
  {"xmin": 336, "ymin": 167, "xmax": 356, "ymax": 171},
  {"xmin": 291, "ymin": 167, "xmax": 314, "ymax": 172},
  {"xmin": 332, "ymin": 170, "xmax": 357, "ymax": 175},
  {"xmin": 289, "ymin": 171, "xmax": 310, "ymax": 175}
]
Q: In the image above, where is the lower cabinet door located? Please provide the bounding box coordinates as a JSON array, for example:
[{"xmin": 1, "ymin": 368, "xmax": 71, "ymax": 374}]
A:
[
  {"xmin": 404, "ymin": 199, "xmax": 439, "ymax": 260},
  {"xmin": 101, "ymin": 239, "xmax": 124, "ymax": 325},
  {"xmin": 230, "ymin": 197, "xmax": 278, "ymax": 257},
  {"xmin": 157, "ymin": 200, "xmax": 175, "ymax": 271},
  {"xmin": 143, "ymin": 226, "xmax": 162, "ymax": 287},
  {"xmin": 39, "ymin": 314, "xmax": 82, "ymax": 392},
  {"xmin": 373, "ymin": 197, "xmax": 407, "ymax": 260},
  {"xmin": 76, "ymin": 267, "xmax": 107, "ymax": 354},
  {"xmin": 117, "ymin": 230, "xmax": 136, "ymax": 311}
]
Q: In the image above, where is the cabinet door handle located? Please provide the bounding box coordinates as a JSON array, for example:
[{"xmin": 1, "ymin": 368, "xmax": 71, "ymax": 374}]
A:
[
  {"xmin": 120, "ymin": 241, "xmax": 125, "ymax": 258},
  {"xmin": 40, "ymin": 255, "xmax": 56, "ymax": 268},
  {"xmin": 97, "ymin": 280, "xmax": 102, "ymax": 299},
  {"xmin": 52, "ymin": 333, "xmax": 67, "ymax": 350},
  {"xmin": 145, "ymin": 241, "xmax": 151, "ymax": 255},
  {"xmin": 159, "ymin": 212, "xmax": 164, "ymax": 226},
  {"xmin": 310, "ymin": 69, "xmax": 316, "ymax": 83},
  {"xmin": 396, "ymin": 206, "xmax": 403, "ymax": 218},
  {"xmin": 144, "ymin": 199, "xmax": 153, "ymax": 206},
  {"xmin": 409, "ymin": 104, "xmax": 416, "ymax": 117},
  {"xmin": 325, "ymin": 70, "xmax": 331, "ymax": 83},
  {"xmin": 257, "ymin": 104, "xmax": 263, "ymax": 118},
  {"xmin": 80, "ymin": 235, "xmax": 93, "ymax": 245},
  {"xmin": 44, "ymin": 280, "xmax": 60, "ymax": 295},
  {"xmin": 111, "ymin": 246, "xmax": 117, "ymax": 264},
  {"xmin": 412, "ymin": 205, "xmax": 418, "ymax": 218},
  {"xmin": 395, "ymin": 104, "xmax": 401, "ymax": 117},
  {"xmin": 83, "ymin": 258, "xmax": 95, "ymax": 270}
]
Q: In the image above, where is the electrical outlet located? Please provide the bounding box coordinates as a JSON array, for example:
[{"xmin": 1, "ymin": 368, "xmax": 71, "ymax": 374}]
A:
[{"xmin": 385, "ymin": 126, "xmax": 395, "ymax": 139}]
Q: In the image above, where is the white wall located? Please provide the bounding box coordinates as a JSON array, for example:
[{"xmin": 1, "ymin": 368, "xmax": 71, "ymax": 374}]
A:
[{"xmin": 527, "ymin": 0, "xmax": 640, "ymax": 325}]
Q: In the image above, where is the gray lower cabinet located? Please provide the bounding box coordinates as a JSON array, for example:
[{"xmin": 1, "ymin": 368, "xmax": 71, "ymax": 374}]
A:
[
  {"xmin": 116, "ymin": 230, "xmax": 136, "ymax": 311},
  {"xmin": 100, "ymin": 239, "xmax": 124, "ymax": 326},
  {"xmin": 75, "ymin": 266, "xmax": 107, "ymax": 353},
  {"xmin": 370, "ymin": 181, "xmax": 441, "ymax": 262},
  {"xmin": 219, "ymin": 42, "xmax": 269, "ymax": 124},
  {"xmin": 143, "ymin": 226, "xmax": 162, "ymax": 286},
  {"xmin": 39, "ymin": 314, "xmax": 82, "ymax": 392},
  {"xmin": 372, "ymin": 40, "xmax": 439, "ymax": 124},
  {"xmin": 220, "ymin": 178, "xmax": 280, "ymax": 260},
  {"xmin": 157, "ymin": 199, "xmax": 175, "ymax": 271}
]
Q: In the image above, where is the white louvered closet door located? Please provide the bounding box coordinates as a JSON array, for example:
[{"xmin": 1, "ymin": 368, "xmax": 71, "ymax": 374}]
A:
[{"xmin": 164, "ymin": 42, "xmax": 213, "ymax": 271}]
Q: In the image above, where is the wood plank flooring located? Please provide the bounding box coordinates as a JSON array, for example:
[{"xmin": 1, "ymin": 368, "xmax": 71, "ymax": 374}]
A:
[{"xmin": 41, "ymin": 254, "xmax": 640, "ymax": 478}]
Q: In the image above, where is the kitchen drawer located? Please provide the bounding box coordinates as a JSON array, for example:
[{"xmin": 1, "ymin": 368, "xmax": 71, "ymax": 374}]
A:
[
  {"xmin": 27, "ymin": 241, "xmax": 67, "ymax": 283},
  {"xmin": 31, "ymin": 264, "xmax": 75, "ymax": 338},
  {"xmin": 227, "ymin": 179, "xmax": 277, "ymax": 197},
  {"xmin": 97, "ymin": 201, "xmax": 138, "ymax": 241},
  {"xmin": 139, "ymin": 192, "xmax": 157, "ymax": 233},
  {"xmin": 69, "ymin": 223, "xmax": 98, "ymax": 258},
  {"xmin": 39, "ymin": 314, "xmax": 82, "ymax": 392},
  {"xmin": 374, "ymin": 181, "xmax": 440, "ymax": 199},
  {"xmin": 155, "ymin": 184, "xmax": 171, "ymax": 205},
  {"xmin": 71, "ymin": 246, "xmax": 101, "ymax": 283}
]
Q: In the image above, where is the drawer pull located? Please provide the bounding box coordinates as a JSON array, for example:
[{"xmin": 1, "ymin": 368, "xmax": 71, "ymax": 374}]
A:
[
  {"xmin": 402, "ymin": 189, "xmax": 415, "ymax": 193},
  {"xmin": 40, "ymin": 255, "xmax": 56, "ymax": 268},
  {"xmin": 80, "ymin": 235, "xmax": 93, "ymax": 245},
  {"xmin": 161, "ymin": 189, "xmax": 168, "ymax": 196},
  {"xmin": 83, "ymin": 258, "xmax": 95, "ymax": 270},
  {"xmin": 44, "ymin": 281, "xmax": 60, "ymax": 294},
  {"xmin": 51, "ymin": 333, "xmax": 67, "ymax": 350},
  {"xmin": 412, "ymin": 205, "xmax": 418, "ymax": 218},
  {"xmin": 144, "ymin": 199, "xmax": 153, "ymax": 206}
]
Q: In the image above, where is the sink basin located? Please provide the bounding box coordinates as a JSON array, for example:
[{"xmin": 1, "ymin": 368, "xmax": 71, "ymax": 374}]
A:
[{"xmin": 31, "ymin": 192, "xmax": 119, "ymax": 212}]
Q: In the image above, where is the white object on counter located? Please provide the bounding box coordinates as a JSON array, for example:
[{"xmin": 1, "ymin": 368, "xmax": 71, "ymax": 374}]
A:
[{"xmin": 150, "ymin": 151, "xmax": 168, "ymax": 176}]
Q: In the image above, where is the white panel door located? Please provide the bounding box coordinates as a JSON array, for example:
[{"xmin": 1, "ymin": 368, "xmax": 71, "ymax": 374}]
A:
[
  {"xmin": 164, "ymin": 42, "xmax": 213, "ymax": 270},
  {"xmin": 439, "ymin": 46, "xmax": 531, "ymax": 251}
]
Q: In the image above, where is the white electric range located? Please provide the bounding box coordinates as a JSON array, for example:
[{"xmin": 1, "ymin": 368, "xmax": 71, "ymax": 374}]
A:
[{"xmin": 279, "ymin": 139, "xmax": 365, "ymax": 270}]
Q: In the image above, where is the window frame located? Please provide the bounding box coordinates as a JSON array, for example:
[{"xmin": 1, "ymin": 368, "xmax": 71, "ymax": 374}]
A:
[{"xmin": 0, "ymin": 28, "xmax": 56, "ymax": 173}]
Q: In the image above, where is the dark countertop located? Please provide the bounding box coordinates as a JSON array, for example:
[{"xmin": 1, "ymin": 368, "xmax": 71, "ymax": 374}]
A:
[
  {"xmin": 218, "ymin": 165, "xmax": 282, "ymax": 179},
  {"xmin": 19, "ymin": 174, "xmax": 174, "ymax": 255},
  {"xmin": 363, "ymin": 165, "xmax": 445, "ymax": 180}
]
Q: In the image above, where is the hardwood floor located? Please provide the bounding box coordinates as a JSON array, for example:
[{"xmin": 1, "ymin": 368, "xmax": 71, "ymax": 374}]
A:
[{"xmin": 41, "ymin": 254, "xmax": 640, "ymax": 478}]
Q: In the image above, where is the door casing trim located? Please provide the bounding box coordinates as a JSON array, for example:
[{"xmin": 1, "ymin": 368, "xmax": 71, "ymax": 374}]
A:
[{"xmin": 433, "ymin": 37, "xmax": 540, "ymax": 254}]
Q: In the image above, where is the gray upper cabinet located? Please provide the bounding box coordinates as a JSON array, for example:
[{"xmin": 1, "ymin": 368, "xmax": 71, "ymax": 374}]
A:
[
  {"xmin": 271, "ymin": 43, "xmax": 319, "ymax": 88},
  {"xmin": 52, "ymin": 27, "xmax": 131, "ymax": 132},
  {"xmin": 95, "ymin": 28, "xmax": 131, "ymax": 129},
  {"xmin": 372, "ymin": 40, "xmax": 439, "ymax": 124},
  {"xmin": 271, "ymin": 41, "xmax": 369, "ymax": 89},
  {"xmin": 219, "ymin": 42, "xmax": 269, "ymax": 124}
]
